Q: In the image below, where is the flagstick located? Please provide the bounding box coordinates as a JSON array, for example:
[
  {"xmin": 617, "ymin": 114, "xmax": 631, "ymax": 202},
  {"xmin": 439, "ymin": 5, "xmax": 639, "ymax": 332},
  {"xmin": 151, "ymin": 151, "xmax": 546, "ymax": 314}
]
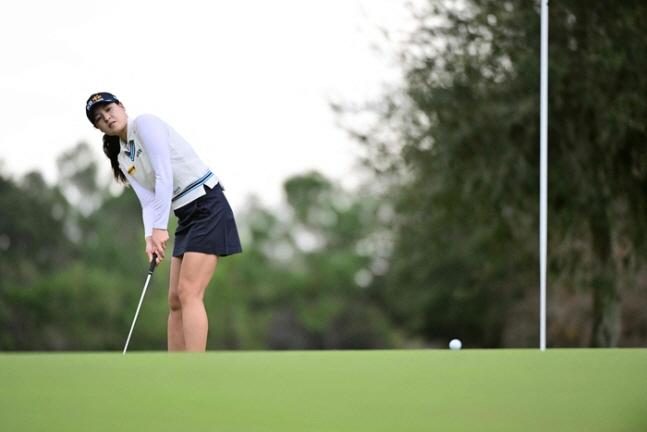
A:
[{"xmin": 539, "ymin": 0, "xmax": 549, "ymax": 351}]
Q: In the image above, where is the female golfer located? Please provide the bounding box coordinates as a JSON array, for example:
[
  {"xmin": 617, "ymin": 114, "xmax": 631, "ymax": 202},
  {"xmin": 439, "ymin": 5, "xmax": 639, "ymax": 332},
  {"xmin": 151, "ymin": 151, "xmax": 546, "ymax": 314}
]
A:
[{"xmin": 86, "ymin": 92, "xmax": 242, "ymax": 352}]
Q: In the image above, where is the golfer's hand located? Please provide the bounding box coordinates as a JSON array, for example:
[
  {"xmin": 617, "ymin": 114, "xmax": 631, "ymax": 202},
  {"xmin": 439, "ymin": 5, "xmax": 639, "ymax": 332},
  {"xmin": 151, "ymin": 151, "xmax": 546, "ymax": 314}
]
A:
[
  {"xmin": 146, "ymin": 229, "xmax": 168, "ymax": 264},
  {"xmin": 145, "ymin": 237, "xmax": 159, "ymax": 265},
  {"xmin": 151, "ymin": 229, "xmax": 169, "ymax": 260}
]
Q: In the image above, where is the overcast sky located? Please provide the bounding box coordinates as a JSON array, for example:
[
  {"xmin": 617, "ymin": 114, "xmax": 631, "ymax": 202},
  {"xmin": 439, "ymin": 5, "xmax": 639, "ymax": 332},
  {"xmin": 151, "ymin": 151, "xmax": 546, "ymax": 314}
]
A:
[{"xmin": 0, "ymin": 0, "xmax": 418, "ymax": 212}]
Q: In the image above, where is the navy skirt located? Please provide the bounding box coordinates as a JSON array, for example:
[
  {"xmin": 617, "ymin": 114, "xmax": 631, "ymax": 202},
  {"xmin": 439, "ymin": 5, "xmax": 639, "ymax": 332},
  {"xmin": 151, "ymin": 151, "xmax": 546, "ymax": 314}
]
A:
[{"xmin": 172, "ymin": 184, "xmax": 242, "ymax": 257}]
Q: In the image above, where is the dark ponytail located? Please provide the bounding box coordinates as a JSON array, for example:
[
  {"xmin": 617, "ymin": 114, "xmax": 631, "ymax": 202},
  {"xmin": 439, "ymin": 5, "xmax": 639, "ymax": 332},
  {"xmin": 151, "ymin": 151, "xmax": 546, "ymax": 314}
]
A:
[{"xmin": 102, "ymin": 134, "xmax": 128, "ymax": 184}]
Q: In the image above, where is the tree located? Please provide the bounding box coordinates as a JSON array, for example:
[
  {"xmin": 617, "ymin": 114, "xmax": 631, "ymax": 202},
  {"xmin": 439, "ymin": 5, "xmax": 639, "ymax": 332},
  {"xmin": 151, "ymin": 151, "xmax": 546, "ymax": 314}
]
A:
[
  {"xmin": 56, "ymin": 142, "xmax": 105, "ymax": 216},
  {"xmin": 547, "ymin": 0, "xmax": 647, "ymax": 346},
  {"xmin": 0, "ymin": 143, "xmax": 156, "ymax": 350},
  {"xmin": 341, "ymin": 0, "xmax": 647, "ymax": 347},
  {"xmin": 0, "ymin": 171, "xmax": 77, "ymax": 349},
  {"xmin": 230, "ymin": 172, "xmax": 396, "ymax": 350}
]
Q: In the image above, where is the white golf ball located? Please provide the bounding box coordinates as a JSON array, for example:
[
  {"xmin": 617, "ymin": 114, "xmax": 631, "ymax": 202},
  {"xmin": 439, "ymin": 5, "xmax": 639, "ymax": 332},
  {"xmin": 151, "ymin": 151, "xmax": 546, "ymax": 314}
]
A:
[{"xmin": 449, "ymin": 339, "xmax": 462, "ymax": 350}]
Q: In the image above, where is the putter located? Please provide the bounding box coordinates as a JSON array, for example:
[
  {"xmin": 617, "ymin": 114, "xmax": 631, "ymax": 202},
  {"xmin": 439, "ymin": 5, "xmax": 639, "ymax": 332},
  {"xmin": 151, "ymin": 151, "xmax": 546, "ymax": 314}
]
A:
[{"xmin": 123, "ymin": 253, "xmax": 158, "ymax": 354}]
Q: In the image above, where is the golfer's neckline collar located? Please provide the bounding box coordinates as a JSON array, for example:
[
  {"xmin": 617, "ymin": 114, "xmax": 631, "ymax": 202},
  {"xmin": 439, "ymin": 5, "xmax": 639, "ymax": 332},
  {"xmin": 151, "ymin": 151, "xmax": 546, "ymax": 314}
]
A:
[{"xmin": 120, "ymin": 117, "xmax": 136, "ymax": 148}]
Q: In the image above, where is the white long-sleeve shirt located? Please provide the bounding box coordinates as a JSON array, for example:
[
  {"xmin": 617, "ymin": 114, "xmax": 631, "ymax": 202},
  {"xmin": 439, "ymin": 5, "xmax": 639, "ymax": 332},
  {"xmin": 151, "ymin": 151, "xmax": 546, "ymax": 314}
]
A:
[{"xmin": 118, "ymin": 114, "xmax": 219, "ymax": 237}]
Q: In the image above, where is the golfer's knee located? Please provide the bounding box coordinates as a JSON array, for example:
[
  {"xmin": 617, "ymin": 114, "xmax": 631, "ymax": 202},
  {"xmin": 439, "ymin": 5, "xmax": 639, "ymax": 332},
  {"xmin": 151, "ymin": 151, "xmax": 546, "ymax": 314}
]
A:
[
  {"xmin": 168, "ymin": 292, "xmax": 182, "ymax": 311},
  {"xmin": 177, "ymin": 282, "xmax": 202, "ymax": 306}
]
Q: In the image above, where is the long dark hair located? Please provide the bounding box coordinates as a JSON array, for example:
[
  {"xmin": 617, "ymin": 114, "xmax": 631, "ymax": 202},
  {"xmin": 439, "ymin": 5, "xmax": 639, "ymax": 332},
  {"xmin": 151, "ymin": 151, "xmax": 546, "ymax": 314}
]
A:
[{"xmin": 102, "ymin": 134, "xmax": 128, "ymax": 184}]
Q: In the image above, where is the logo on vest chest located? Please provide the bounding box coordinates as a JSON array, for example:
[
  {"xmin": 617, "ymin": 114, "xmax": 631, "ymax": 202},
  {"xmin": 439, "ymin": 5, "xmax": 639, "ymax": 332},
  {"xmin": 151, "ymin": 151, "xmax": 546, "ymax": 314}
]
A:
[
  {"xmin": 125, "ymin": 148, "xmax": 143, "ymax": 159},
  {"xmin": 128, "ymin": 165, "xmax": 136, "ymax": 175}
]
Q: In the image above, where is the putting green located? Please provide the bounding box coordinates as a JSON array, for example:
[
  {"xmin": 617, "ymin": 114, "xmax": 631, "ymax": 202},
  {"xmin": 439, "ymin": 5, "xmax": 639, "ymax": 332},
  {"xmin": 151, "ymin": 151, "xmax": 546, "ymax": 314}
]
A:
[{"xmin": 1, "ymin": 349, "xmax": 646, "ymax": 431}]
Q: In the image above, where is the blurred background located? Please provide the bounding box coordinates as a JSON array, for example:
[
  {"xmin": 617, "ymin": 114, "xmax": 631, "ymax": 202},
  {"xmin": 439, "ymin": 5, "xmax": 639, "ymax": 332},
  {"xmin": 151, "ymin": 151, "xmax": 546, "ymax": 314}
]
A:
[{"xmin": 1, "ymin": 0, "xmax": 646, "ymax": 351}]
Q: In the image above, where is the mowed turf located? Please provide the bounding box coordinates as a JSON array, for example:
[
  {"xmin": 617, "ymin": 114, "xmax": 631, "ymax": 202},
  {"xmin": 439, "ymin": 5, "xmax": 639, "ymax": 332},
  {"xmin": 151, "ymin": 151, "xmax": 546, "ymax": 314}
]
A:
[{"xmin": 1, "ymin": 349, "xmax": 646, "ymax": 431}]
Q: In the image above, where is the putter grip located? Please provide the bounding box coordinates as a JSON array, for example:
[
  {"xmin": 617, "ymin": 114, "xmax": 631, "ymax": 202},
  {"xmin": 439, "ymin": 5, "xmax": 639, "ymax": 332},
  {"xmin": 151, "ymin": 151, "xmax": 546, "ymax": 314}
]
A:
[{"xmin": 149, "ymin": 253, "xmax": 158, "ymax": 274}]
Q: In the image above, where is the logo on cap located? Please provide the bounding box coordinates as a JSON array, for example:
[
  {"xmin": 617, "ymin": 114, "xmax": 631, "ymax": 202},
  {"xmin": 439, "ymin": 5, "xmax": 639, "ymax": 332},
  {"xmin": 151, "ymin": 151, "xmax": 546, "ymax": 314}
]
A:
[{"xmin": 86, "ymin": 94, "xmax": 108, "ymax": 110}]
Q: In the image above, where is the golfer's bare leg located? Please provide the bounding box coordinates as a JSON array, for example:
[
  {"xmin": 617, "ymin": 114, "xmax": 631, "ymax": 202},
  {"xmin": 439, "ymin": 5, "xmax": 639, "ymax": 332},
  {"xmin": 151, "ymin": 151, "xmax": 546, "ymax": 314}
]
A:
[
  {"xmin": 177, "ymin": 252, "xmax": 218, "ymax": 352},
  {"xmin": 168, "ymin": 256, "xmax": 186, "ymax": 351}
]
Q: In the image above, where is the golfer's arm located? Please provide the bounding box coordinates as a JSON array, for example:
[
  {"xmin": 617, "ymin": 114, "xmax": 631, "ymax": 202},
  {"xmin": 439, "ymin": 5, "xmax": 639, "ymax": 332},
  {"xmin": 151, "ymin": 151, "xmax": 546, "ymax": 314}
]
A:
[
  {"xmin": 125, "ymin": 172, "xmax": 155, "ymax": 238},
  {"xmin": 134, "ymin": 115, "xmax": 173, "ymax": 232}
]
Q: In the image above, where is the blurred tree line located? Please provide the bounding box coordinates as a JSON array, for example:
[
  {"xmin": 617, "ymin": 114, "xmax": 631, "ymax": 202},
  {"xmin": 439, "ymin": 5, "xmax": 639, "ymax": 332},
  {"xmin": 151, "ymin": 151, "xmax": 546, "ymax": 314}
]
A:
[
  {"xmin": 0, "ymin": 147, "xmax": 396, "ymax": 350},
  {"xmin": 1, "ymin": 0, "xmax": 646, "ymax": 350}
]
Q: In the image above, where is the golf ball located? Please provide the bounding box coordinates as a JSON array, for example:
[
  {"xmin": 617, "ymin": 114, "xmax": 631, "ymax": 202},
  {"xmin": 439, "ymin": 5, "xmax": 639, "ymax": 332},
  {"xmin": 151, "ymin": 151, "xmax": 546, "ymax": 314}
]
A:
[{"xmin": 449, "ymin": 339, "xmax": 462, "ymax": 350}]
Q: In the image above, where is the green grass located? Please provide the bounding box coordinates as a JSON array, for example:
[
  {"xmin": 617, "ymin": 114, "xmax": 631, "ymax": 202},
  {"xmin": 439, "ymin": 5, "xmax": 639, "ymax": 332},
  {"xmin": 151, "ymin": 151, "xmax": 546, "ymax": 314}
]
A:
[{"xmin": 1, "ymin": 349, "xmax": 646, "ymax": 431}]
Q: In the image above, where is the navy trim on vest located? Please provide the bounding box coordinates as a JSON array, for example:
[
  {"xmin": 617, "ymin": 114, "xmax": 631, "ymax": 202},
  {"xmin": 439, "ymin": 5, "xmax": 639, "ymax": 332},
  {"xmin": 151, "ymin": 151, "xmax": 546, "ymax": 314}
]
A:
[
  {"xmin": 171, "ymin": 171, "xmax": 214, "ymax": 202},
  {"xmin": 127, "ymin": 141, "xmax": 135, "ymax": 161}
]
